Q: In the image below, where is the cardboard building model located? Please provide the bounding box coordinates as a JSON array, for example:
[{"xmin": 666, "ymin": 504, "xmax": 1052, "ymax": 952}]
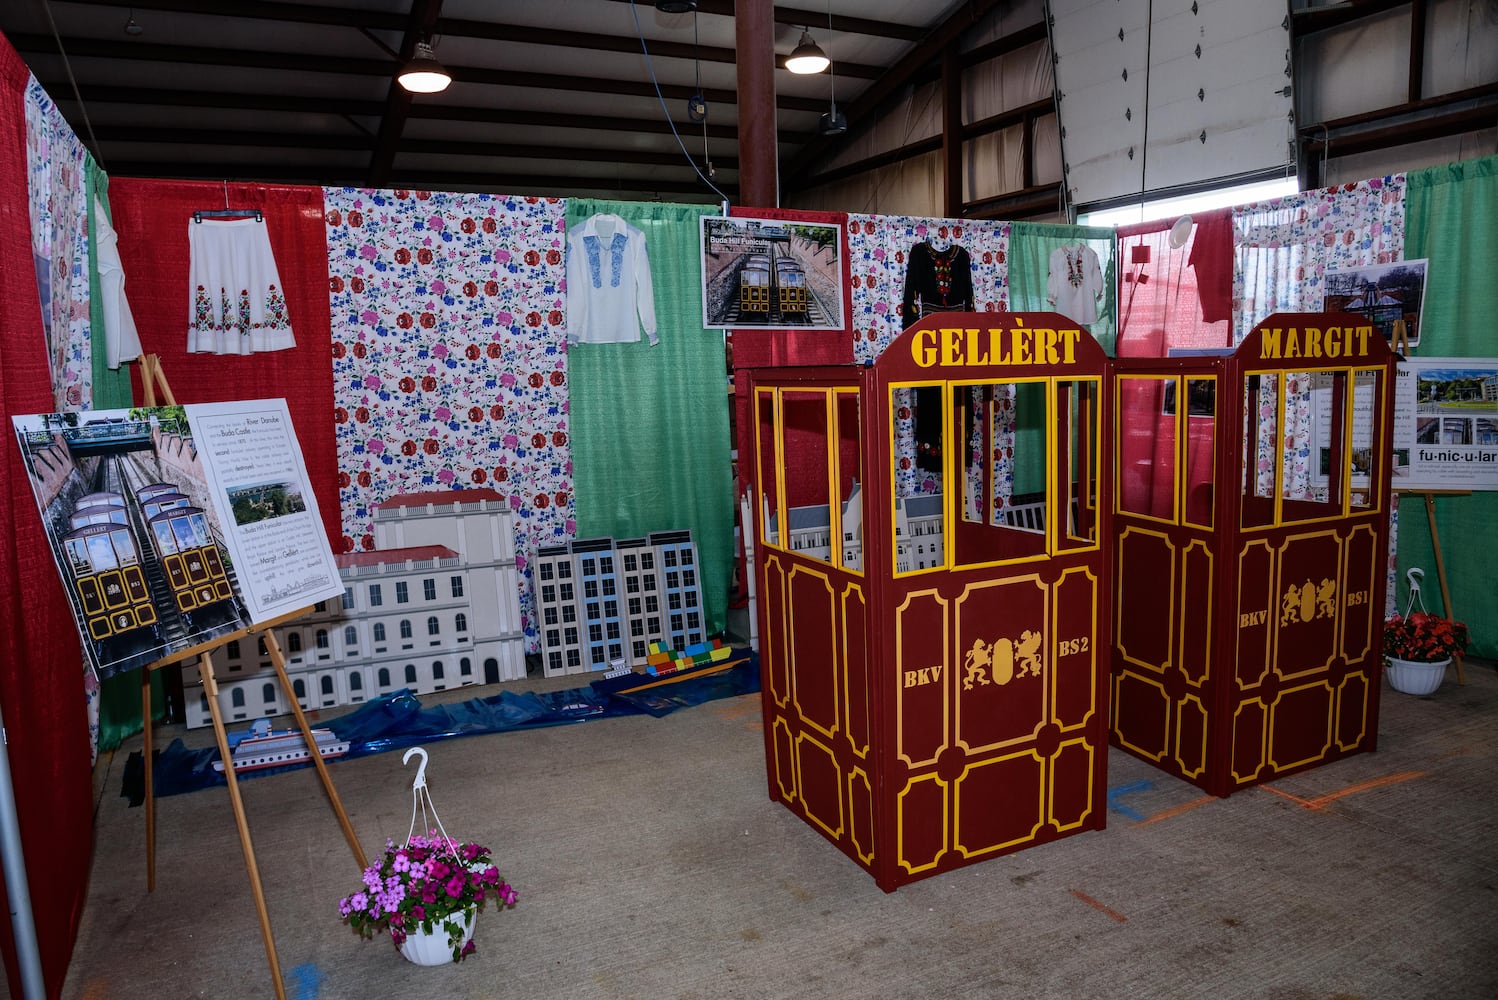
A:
[{"xmin": 184, "ymin": 489, "xmax": 525, "ymax": 728}]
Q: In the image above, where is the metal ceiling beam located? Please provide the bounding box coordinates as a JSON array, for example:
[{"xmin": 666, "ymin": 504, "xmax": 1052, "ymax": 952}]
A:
[
  {"xmin": 48, "ymin": 0, "xmax": 409, "ymax": 31},
  {"xmin": 103, "ymin": 160, "xmax": 736, "ymax": 197},
  {"xmin": 6, "ymin": 33, "xmax": 395, "ymax": 75},
  {"xmin": 1289, "ymin": 0, "xmax": 1411, "ymax": 36},
  {"xmin": 48, "ymin": 82, "xmax": 389, "ymax": 117},
  {"xmin": 597, "ymin": 0, "xmax": 926, "ymax": 41},
  {"xmin": 41, "ymin": 81, "xmax": 815, "ymax": 144},
  {"xmin": 782, "ymin": 0, "xmax": 1006, "ymax": 186},
  {"xmin": 368, "ymin": 0, "xmax": 442, "ymax": 187},
  {"xmin": 87, "ymin": 124, "xmax": 742, "ymax": 170}
]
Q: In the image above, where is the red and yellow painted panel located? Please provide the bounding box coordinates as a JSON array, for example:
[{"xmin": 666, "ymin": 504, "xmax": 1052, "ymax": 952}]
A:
[{"xmin": 893, "ymin": 563, "xmax": 1105, "ymax": 884}]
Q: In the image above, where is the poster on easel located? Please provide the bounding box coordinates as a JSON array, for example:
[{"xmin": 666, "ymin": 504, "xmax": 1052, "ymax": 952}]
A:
[
  {"xmin": 1391, "ymin": 358, "xmax": 1498, "ymax": 489},
  {"xmin": 12, "ymin": 398, "xmax": 345, "ymax": 679},
  {"xmin": 1323, "ymin": 258, "xmax": 1428, "ymax": 349}
]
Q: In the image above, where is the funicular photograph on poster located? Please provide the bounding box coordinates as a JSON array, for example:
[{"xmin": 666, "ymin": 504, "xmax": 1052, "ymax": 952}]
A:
[
  {"xmin": 700, "ymin": 215, "xmax": 844, "ymax": 330},
  {"xmin": 12, "ymin": 398, "xmax": 344, "ymax": 679},
  {"xmin": 1323, "ymin": 258, "xmax": 1428, "ymax": 349}
]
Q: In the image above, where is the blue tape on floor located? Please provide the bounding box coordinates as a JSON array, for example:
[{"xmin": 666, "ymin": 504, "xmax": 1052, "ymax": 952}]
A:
[{"xmin": 1106, "ymin": 780, "xmax": 1154, "ymax": 821}]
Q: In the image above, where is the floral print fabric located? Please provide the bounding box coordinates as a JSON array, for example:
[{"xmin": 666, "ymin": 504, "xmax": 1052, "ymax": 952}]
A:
[
  {"xmin": 1233, "ymin": 178, "xmax": 1407, "ymax": 499},
  {"xmin": 24, "ymin": 75, "xmax": 91, "ymax": 412},
  {"xmin": 325, "ymin": 188, "xmax": 572, "ymax": 651},
  {"xmin": 845, "ymin": 215, "xmax": 1011, "ymax": 499},
  {"xmin": 1232, "ymin": 175, "xmax": 1406, "ymax": 336}
]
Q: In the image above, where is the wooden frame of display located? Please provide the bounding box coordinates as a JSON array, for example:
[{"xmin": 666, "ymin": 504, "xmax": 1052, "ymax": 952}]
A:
[{"xmin": 137, "ymin": 355, "xmax": 365, "ymax": 1000}]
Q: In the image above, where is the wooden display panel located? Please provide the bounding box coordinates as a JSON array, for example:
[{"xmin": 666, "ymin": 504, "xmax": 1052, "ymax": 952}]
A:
[
  {"xmin": 747, "ymin": 312, "xmax": 1113, "ymax": 891},
  {"xmin": 1110, "ymin": 313, "xmax": 1398, "ymax": 797}
]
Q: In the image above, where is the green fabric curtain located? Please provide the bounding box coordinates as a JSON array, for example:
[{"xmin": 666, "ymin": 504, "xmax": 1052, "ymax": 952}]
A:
[
  {"xmin": 85, "ymin": 158, "xmax": 161, "ymax": 748},
  {"xmin": 565, "ymin": 199, "xmax": 735, "ymax": 639},
  {"xmin": 86, "ymin": 161, "xmax": 133, "ymax": 409},
  {"xmin": 1004, "ymin": 223, "xmax": 1117, "ymax": 495},
  {"xmin": 1007, "ymin": 222, "xmax": 1118, "ymax": 355},
  {"xmin": 1397, "ymin": 153, "xmax": 1498, "ymax": 658}
]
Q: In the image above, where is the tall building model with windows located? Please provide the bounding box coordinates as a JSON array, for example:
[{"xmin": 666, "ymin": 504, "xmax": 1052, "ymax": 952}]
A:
[
  {"xmin": 536, "ymin": 530, "xmax": 704, "ymax": 677},
  {"xmin": 183, "ymin": 489, "xmax": 525, "ymax": 728}
]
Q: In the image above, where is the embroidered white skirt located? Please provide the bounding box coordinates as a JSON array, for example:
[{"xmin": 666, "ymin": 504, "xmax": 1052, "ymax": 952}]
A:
[{"xmin": 187, "ymin": 217, "xmax": 296, "ymax": 354}]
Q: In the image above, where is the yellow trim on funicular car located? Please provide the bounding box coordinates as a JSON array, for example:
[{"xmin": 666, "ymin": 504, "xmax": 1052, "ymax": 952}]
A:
[
  {"xmin": 888, "ymin": 375, "xmax": 1102, "ymax": 580},
  {"xmin": 1240, "ymin": 364, "xmax": 1388, "ymax": 530}
]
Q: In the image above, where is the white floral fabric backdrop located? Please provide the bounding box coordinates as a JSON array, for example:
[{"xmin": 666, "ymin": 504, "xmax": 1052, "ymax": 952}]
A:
[
  {"xmin": 845, "ymin": 215, "xmax": 1011, "ymax": 499},
  {"xmin": 325, "ymin": 188, "xmax": 573, "ymax": 650},
  {"xmin": 24, "ymin": 75, "xmax": 91, "ymax": 412}
]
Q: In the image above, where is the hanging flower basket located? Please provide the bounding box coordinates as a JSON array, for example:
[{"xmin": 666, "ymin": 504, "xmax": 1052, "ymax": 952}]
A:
[
  {"xmin": 1382, "ymin": 568, "xmax": 1468, "ymax": 697},
  {"xmin": 338, "ymin": 747, "xmax": 517, "ymax": 964},
  {"xmin": 1384, "ymin": 656, "xmax": 1451, "ymax": 696}
]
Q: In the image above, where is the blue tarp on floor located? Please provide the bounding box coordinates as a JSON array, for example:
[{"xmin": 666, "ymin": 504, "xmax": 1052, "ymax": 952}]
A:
[{"xmin": 122, "ymin": 656, "xmax": 759, "ymax": 801}]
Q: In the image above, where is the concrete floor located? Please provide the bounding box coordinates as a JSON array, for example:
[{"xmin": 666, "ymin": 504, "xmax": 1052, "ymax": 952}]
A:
[{"xmin": 55, "ymin": 653, "xmax": 1498, "ymax": 1000}]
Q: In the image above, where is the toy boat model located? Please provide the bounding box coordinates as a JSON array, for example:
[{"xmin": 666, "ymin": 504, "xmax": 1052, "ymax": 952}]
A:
[
  {"xmin": 211, "ymin": 717, "xmax": 350, "ymax": 773},
  {"xmin": 592, "ymin": 640, "xmax": 744, "ymax": 695}
]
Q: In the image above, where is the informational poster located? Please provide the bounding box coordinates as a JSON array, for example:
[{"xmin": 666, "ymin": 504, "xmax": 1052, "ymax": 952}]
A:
[
  {"xmin": 1323, "ymin": 259, "xmax": 1428, "ymax": 349},
  {"xmin": 1310, "ymin": 371, "xmax": 1380, "ymax": 489},
  {"xmin": 12, "ymin": 399, "xmax": 344, "ymax": 679},
  {"xmin": 700, "ymin": 215, "xmax": 843, "ymax": 331},
  {"xmin": 1306, "ymin": 358, "xmax": 1498, "ymax": 492},
  {"xmin": 1392, "ymin": 358, "xmax": 1498, "ymax": 490}
]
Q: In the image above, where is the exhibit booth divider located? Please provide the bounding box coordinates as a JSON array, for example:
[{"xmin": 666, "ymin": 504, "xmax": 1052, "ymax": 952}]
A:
[
  {"xmin": 566, "ymin": 198, "xmax": 736, "ymax": 641},
  {"xmin": 0, "ymin": 36, "xmax": 96, "ymax": 1000},
  {"xmin": 1395, "ymin": 157, "xmax": 1498, "ymax": 658},
  {"xmin": 747, "ymin": 311, "xmax": 1114, "ymax": 890}
]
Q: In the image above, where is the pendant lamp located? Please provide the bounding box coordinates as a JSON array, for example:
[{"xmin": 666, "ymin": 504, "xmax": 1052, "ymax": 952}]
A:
[
  {"xmin": 398, "ymin": 40, "xmax": 452, "ymax": 94},
  {"xmin": 786, "ymin": 29, "xmax": 829, "ymax": 74}
]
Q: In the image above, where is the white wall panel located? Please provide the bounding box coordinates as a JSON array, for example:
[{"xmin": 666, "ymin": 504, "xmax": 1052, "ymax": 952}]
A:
[
  {"xmin": 1426, "ymin": 0, "xmax": 1498, "ymax": 97},
  {"xmin": 1052, "ymin": 0, "xmax": 1292, "ymax": 207},
  {"xmin": 1298, "ymin": 10, "xmax": 1410, "ymax": 124}
]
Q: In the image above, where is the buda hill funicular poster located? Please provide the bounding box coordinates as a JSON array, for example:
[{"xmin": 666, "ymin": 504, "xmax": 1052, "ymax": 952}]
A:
[
  {"xmin": 700, "ymin": 215, "xmax": 844, "ymax": 331},
  {"xmin": 12, "ymin": 398, "xmax": 344, "ymax": 680}
]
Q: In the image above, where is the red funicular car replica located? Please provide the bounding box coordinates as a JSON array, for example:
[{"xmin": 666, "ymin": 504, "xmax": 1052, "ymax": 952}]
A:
[
  {"xmin": 746, "ymin": 311, "xmax": 1113, "ymax": 891},
  {"xmin": 1110, "ymin": 312, "xmax": 1398, "ymax": 796}
]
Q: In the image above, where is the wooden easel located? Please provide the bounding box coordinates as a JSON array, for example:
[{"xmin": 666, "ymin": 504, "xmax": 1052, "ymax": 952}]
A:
[
  {"xmin": 137, "ymin": 354, "xmax": 367, "ymax": 1000},
  {"xmin": 1394, "ymin": 486, "xmax": 1470, "ymax": 685}
]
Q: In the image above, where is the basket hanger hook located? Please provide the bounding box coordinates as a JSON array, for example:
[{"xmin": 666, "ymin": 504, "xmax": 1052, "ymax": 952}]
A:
[{"xmin": 402, "ymin": 746, "xmax": 428, "ymax": 791}]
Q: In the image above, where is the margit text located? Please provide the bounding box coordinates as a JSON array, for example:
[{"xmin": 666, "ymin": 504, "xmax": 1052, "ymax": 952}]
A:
[
  {"xmin": 1258, "ymin": 325, "xmax": 1375, "ymax": 360},
  {"xmin": 911, "ymin": 323, "xmax": 1083, "ymax": 369}
]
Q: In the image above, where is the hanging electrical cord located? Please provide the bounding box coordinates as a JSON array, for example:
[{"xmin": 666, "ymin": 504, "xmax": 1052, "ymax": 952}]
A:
[
  {"xmin": 39, "ymin": 0, "xmax": 105, "ymax": 167},
  {"xmin": 693, "ymin": 8, "xmax": 715, "ymax": 181},
  {"xmin": 628, "ymin": 0, "xmax": 730, "ymax": 206}
]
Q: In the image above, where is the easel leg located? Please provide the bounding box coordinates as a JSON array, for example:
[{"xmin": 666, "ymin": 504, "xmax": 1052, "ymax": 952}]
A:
[
  {"xmin": 1424, "ymin": 493, "xmax": 1465, "ymax": 685},
  {"xmin": 142, "ymin": 667, "xmax": 155, "ymax": 892},
  {"xmin": 199, "ymin": 653, "xmax": 286, "ymax": 1000},
  {"xmin": 261, "ymin": 630, "xmax": 368, "ymax": 870}
]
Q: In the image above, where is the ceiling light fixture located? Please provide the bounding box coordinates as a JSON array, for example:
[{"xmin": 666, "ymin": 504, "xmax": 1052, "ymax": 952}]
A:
[
  {"xmin": 398, "ymin": 40, "xmax": 452, "ymax": 94},
  {"xmin": 655, "ymin": 1, "xmax": 698, "ymax": 12},
  {"xmin": 818, "ymin": 4, "xmax": 845, "ymax": 135},
  {"xmin": 124, "ymin": 8, "xmax": 143, "ymax": 36},
  {"xmin": 785, "ymin": 29, "xmax": 829, "ymax": 75}
]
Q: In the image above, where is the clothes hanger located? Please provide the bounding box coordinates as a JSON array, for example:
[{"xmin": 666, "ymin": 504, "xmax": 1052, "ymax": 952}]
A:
[{"xmin": 193, "ymin": 180, "xmax": 262, "ymax": 223}]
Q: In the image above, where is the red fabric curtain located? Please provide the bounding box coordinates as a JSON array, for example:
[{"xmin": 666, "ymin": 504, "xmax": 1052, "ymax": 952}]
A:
[
  {"xmin": 108, "ymin": 179, "xmax": 340, "ymax": 545},
  {"xmin": 1115, "ymin": 211, "xmax": 1232, "ymax": 357},
  {"xmin": 0, "ymin": 36, "xmax": 95, "ymax": 1000}
]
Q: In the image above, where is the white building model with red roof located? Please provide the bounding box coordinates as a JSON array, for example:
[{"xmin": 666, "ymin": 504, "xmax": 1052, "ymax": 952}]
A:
[{"xmin": 183, "ymin": 489, "xmax": 525, "ymax": 729}]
